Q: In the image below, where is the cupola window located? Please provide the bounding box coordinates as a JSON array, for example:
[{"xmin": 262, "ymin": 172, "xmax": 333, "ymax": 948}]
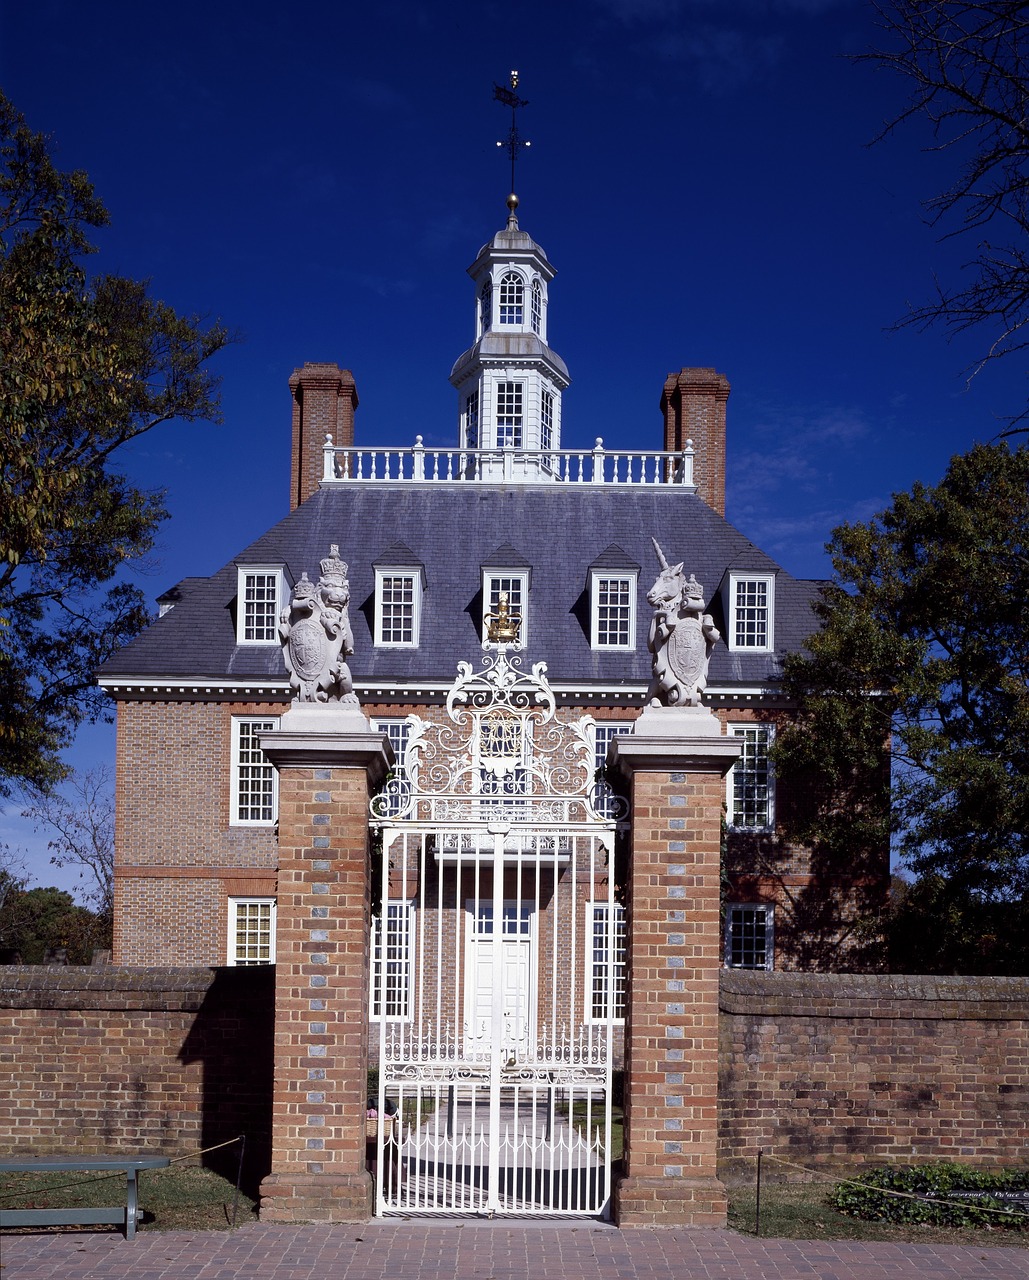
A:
[
  {"xmin": 499, "ymin": 272, "xmax": 524, "ymax": 325},
  {"xmin": 479, "ymin": 281, "xmax": 492, "ymax": 335},
  {"xmin": 496, "ymin": 382, "xmax": 523, "ymax": 448},
  {"xmin": 540, "ymin": 389, "xmax": 554, "ymax": 453},
  {"xmin": 530, "ymin": 279, "xmax": 543, "ymax": 335},
  {"xmin": 465, "ymin": 389, "xmax": 480, "ymax": 449}
]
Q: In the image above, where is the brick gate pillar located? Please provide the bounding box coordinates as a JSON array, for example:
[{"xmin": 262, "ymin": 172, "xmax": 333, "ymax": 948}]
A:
[
  {"xmin": 257, "ymin": 706, "xmax": 390, "ymax": 1223},
  {"xmin": 611, "ymin": 706, "xmax": 740, "ymax": 1227}
]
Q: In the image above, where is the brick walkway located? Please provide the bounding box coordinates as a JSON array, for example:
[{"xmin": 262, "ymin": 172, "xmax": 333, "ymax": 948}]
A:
[{"xmin": 2, "ymin": 1222, "xmax": 1028, "ymax": 1280}]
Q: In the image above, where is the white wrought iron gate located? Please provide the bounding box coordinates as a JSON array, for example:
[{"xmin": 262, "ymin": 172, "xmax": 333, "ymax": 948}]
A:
[{"xmin": 368, "ymin": 650, "xmax": 626, "ymax": 1218}]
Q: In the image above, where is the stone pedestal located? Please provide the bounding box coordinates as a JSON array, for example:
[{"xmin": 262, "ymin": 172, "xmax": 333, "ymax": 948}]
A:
[
  {"xmin": 257, "ymin": 706, "xmax": 390, "ymax": 1223},
  {"xmin": 610, "ymin": 707, "xmax": 741, "ymax": 1227}
]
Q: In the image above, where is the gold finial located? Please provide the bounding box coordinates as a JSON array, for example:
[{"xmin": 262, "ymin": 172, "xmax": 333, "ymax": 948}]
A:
[{"xmin": 486, "ymin": 591, "xmax": 521, "ymax": 644}]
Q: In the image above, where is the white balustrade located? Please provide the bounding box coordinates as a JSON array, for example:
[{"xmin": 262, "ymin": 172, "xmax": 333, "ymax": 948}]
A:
[{"xmin": 322, "ymin": 435, "xmax": 695, "ymax": 488}]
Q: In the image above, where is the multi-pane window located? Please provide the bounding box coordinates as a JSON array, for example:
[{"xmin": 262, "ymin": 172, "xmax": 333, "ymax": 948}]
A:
[
  {"xmin": 374, "ymin": 718, "xmax": 412, "ymax": 817},
  {"xmin": 591, "ymin": 574, "xmax": 636, "ymax": 649},
  {"xmin": 479, "ymin": 281, "xmax": 492, "ymax": 334},
  {"xmin": 728, "ymin": 724, "xmax": 774, "ymax": 829},
  {"xmin": 375, "ymin": 571, "xmax": 420, "ymax": 647},
  {"xmin": 592, "ymin": 721, "xmax": 629, "ymax": 817},
  {"xmin": 588, "ymin": 901, "xmax": 627, "ymax": 1022},
  {"xmin": 229, "ymin": 898, "xmax": 276, "ymax": 965},
  {"xmin": 465, "ymin": 389, "xmax": 480, "ymax": 449},
  {"xmin": 530, "ymin": 279, "xmax": 543, "ymax": 335},
  {"xmin": 483, "ymin": 571, "xmax": 527, "ymax": 642},
  {"xmin": 495, "ymin": 381, "xmax": 523, "ymax": 448},
  {"xmin": 237, "ymin": 568, "xmax": 280, "ymax": 644},
  {"xmin": 370, "ymin": 902, "xmax": 413, "ymax": 1020},
  {"xmin": 499, "ymin": 271, "xmax": 523, "ymax": 324},
  {"xmin": 232, "ymin": 718, "xmax": 278, "ymax": 825},
  {"xmin": 730, "ymin": 576, "xmax": 773, "ymax": 650},
  {"xmin": 540, "ymin": 388, "xmax": 554, "ymax": 454},
  {"xmin": 725, "ymin": 904, "xmax": 773, "ymax": 970}
]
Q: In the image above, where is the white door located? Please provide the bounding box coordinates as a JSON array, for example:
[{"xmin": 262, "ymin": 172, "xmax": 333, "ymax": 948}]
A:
[{"xmin": 465, "ymin": 902, "xmax": 534, "ymax": 1055}]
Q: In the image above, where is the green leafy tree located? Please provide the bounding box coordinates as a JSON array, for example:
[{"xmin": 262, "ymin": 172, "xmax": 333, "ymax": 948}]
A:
[
  {"xmin": 0, "ymin": 878, "xmax": 109, "ymax": 964},
  {"xmin": 861, "ymin": 2, "xmax": 1029, "ymax": 424},
  {"xmin": 774, "ymin": 443, "xmax": 1029, "ymax": 972},
  {"xmin": 0, "ymin": 92, "xmax": 231, "ymax": 796}
]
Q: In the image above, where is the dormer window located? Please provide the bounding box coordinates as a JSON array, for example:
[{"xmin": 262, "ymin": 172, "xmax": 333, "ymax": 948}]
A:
[
  {"xmin": 530, "ymin": 279, "xmax": 543, "ymax": 335},
  {"xmin": 481, "ymin": 550, "xmax": 530, "ymax": 645},
  {"xmin": 236, "ymin": 566, "xmax": 284, "ymax": 645},
  {"xmin": 374, "ymin": 545, "xmax": 425, "ymax": 648},
  {"xmin": 588, "ymin": 546, "xmax": 640, "ymax": 651},
  {"xmin": 482, "ymin": 572, "xmax": 528, "ymax": 642},
  {"xmin": 591, "ymin": 573, "xmax": 637, "ymax": 650},
  {"xmin": 727, "ymin": 574, "xmax": 775, "ymax": 651},
  {"xmin": 499, "ymin": 272, "xmax": 524, "ymax": 325}
]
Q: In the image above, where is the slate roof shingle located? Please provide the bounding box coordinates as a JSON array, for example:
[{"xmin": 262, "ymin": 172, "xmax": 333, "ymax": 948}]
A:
[{"xmin": 100, "ymin": 484, "xmax": 825, "ymax": 691}]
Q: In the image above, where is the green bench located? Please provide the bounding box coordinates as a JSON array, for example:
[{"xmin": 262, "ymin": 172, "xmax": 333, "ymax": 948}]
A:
[{"xmin": 0, "ymin": 1155, "xmax": 171, "ymax": 1239}]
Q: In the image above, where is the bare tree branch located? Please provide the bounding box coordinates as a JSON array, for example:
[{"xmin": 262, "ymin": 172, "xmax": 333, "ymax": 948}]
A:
[{"xmin": 859, "ymin": 2, "xmax": 1029, "ymax": 425}]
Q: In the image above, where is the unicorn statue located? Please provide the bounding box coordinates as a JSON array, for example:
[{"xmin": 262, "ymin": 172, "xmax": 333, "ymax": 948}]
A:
[{"xmin": 646, "ymin": 538, "xmax": 720, "ymax": 708}]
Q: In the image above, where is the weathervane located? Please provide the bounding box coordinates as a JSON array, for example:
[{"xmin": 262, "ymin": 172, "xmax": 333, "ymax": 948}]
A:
[{"xmin": 494, "ymin": 70, "xmax": 530, "ymax": 221}]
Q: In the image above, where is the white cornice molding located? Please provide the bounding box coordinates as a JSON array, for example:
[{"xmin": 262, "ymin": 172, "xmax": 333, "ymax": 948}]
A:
[{"xmin": 98, "ymin": 674, "xmax": 786, "ymax": 705}]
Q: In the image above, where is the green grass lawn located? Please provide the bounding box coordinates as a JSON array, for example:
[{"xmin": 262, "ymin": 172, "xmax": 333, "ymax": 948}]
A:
[{"xmin": 0, "ymin": 1163, "xmax": 259, "ymax": 1233}]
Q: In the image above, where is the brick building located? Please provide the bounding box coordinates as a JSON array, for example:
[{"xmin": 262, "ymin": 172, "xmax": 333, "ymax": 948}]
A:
[{"xmin": 98, "ymin": 199, "xmax": 888, "ymax": 1223}]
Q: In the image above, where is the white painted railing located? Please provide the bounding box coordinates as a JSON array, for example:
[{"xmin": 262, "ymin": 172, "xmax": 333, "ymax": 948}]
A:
[{"xmin": 322, "ymin": 435, "xmax": 695, "ymax": 487}]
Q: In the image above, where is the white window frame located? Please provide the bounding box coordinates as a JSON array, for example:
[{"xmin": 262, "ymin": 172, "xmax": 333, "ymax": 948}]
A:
[
  {"xmin": 530, "ymin": 278, "xmax": 543, "ymax": 336},
  {"xmin": 373, "ymin": 718, "xmax": 412, "ymax": 818},
  {"xmin": 374, "ymin": 567, "xmax": 423, "ymax": 648},
  {"xmin": 231, "ymin": 716, "xmax": 279, "ymax": 826},
  {"xmin": 585, "ymin": 900, "xmax": 627, "ymax": 1024},
  {"xmin": 592, "ymin": 720, "xmax": 629, "ymax": 818},
  {"xmin": 495, "ymin": 380, "xmax": 524, "ymax": 448},
  {"xmin": 726, "ymin": 723, "xmax": 775, "ymax": 831},
  {"xmin": 498, "ymin": 271, "xmax": 524, "ymax": 325},
  {"xmin": 479, "ymin": 280, "xmax": 492, "ymax": 335},
  {"xmin": 228, "ymin": 897, "xmax": 277, "ymax": 966},
  {"xmin": 481, "ymin": 570, "xmax": 529, "ymax": 644},
  {"xmin": 540, "ymin": 387, "xmax": 554, "ymax": 454},
  {"xmin": 590, "ymin": 570, "xmax": 637, "ymax": 651},
  {"xmin": 236, "ymin": 566, "xmax": 284, "ymax": 645},
  {"xmin": 464, "ymin": 388, "xmax": 480, "ymax": 450},
  {"xmin": 370, "ymin": 900, "xmax": 415, "ymax": 1022},
  {"xmin": 727, "ymin": 573, "xmax": 775, "ymax": 652},
  {"xmin": 725, "ymin": 903, "xmax": 774, "ymax": 970}
]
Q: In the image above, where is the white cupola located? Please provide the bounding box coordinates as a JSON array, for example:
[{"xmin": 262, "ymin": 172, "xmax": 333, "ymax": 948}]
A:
[{"xmin": 449, "ymin": 196, "xmax": 570, "ymax": 479}]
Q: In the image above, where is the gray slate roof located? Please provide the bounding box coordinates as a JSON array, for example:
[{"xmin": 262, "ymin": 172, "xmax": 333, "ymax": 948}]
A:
[{"xmin": 101, "ymin": 484, "xmax": 825, "ymax": 692}]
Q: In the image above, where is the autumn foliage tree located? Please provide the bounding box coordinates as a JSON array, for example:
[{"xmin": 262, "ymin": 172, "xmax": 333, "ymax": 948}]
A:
[
  {"xmin": 0, "ymin": 93, "xmax": 231, "ymax": 796},
  {"xmin": 774, "ymin": 443, "xmax": 1029, "ymax": 972}
]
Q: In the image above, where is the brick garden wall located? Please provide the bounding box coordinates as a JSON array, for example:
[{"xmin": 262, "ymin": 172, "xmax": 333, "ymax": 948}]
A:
[
  {"xmin": 2, "ymin": 966, "xmax": 1026, "ymax": 1201},
  {"xmin": 719, "ymin": 971, "xmax": 1029, "ymax": 1168},
  {"xmin": 0, "ymin": 966, "xmax": 274, "ymax": 1186}
]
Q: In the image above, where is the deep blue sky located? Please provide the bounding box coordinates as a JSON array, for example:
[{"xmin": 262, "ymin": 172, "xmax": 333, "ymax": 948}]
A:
[{"xmin": 1, "ymin": 0, "xmax": 1022, "ymax": 894}]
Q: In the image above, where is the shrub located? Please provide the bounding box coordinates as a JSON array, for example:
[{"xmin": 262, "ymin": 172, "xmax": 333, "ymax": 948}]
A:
[{"xmin": 831, "ymin": 1162, "xmax": 1029, "ymax": 1230}]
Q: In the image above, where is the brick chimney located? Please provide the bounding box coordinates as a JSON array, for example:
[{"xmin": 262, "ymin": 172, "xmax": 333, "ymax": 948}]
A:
[
  {"xmin": 660, "ymin": 368, "xmax": 730, "ymax": 516},
  {"xmin": 288, "ymin": 362, "xmax": 359, "ymax": 510}
]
